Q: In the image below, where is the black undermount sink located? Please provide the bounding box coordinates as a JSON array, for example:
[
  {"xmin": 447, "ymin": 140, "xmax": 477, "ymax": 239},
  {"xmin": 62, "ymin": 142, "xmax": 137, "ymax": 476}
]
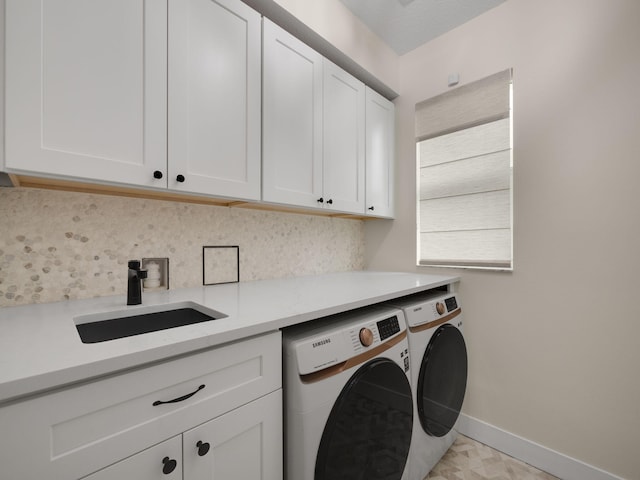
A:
[{"xmin": 75, "ymin": 302, "xmax": 227, "ymax": 343}]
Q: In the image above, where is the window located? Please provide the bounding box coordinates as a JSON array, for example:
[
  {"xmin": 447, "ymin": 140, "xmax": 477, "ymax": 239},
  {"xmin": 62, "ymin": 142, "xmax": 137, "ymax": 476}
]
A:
[{"xmin": 416, "ymin": 69, "xmax": 512, "ymax": 269}]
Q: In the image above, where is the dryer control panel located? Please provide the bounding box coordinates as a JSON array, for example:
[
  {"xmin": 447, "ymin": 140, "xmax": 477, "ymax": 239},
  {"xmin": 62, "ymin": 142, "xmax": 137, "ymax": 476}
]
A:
[{"xmin": 388, "ymin": 292, "xmax": 461, "ymax": 328}]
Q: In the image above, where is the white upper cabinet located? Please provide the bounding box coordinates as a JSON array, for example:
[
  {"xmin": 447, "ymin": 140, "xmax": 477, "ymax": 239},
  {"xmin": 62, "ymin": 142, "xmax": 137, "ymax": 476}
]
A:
[
  {"xmin": 262, "ymin": 18, "xmax": 324, "ymax": 209},
  {"xmin": 4, "ymin": 1, "xmax": 393, "ymax": 215},
  {"xmin": 365, "ymin": 87, "xmax": 395, "ymax": 218},
  {"xmin": 4, "ymin": 0, "xmax": 261, "ymax": 201},
  {"xmin": 323, "ymin": 60, "xmax": 366, "ymax": 214},
  {"xmin": 4, "ymin": 0, "xmax": 167, "ymax": 187},
  {"xmin": 168, "ymin": 0, "xmax": 261, "ymax": 199},
  {"xmin": 262, "ymin": 19, "xmax": 367, "ymax": 215}
]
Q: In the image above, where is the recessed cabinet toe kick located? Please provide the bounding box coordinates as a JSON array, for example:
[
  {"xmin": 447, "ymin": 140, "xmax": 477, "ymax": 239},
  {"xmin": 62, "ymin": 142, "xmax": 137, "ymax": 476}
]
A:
[{"xmin": 0, "ymin": 332, "xmax": 283, "ymax": 480}]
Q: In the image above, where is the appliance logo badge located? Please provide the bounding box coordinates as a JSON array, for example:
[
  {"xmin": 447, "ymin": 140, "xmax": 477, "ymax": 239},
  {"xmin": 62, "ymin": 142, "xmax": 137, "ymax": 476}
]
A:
[
  {"xmin": 412, "ymin": 307, "xmax": 422, "ymax": 312},
  {"xmin": 312, "ymin": 338, "xmax": 331, "ymax": 348}
]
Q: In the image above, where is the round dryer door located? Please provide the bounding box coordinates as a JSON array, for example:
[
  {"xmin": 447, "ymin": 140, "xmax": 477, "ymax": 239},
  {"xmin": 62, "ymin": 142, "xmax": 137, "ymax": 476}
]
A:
[
  {"xmin": 315, "ymin": 358, "xmax": 413, "ymax": 480},
  {"xmin": 417, "ymin": 324, "xmax": 467, "ymax": 437}
]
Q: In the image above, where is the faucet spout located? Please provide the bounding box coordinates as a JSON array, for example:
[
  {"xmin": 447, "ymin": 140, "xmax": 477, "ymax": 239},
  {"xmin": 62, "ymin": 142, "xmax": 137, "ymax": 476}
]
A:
[{"xmin": 127, "ymin": 260, "xmax": 148, "ymax": 306}]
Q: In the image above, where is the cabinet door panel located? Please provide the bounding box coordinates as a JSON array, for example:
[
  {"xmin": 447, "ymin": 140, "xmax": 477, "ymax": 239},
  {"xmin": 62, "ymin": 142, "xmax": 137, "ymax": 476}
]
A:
[
  {"xmin": 365, "ymin": 87, "xmax": 395, "ymax": 218},
  {"xmin": 5, "ymin": 0, "xmax": 167, "ymax": 187},
  {"xmin": 184, "ymin": 390, "xmax": 282, "ymax": 480},
  {"xmin": 323, "ymin": 60, "xmax": 365, "ymax": 214},
  {"xmin": 82, "ymin": 436, "xmax": 182, "ymax": 480},
  {"xmin": 262, "ymin": 19, "xmax": 323, "ymax": 208},
  {"xmin": 169, "ymin": 0, "xmax": 261, "ymax": 199}
]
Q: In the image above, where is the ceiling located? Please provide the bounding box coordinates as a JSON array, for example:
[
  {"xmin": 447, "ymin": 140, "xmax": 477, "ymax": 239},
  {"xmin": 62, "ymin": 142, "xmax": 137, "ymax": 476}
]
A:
[{"xmin": 339, "ymin": 0, "xmax": 507, "ymax": 55}]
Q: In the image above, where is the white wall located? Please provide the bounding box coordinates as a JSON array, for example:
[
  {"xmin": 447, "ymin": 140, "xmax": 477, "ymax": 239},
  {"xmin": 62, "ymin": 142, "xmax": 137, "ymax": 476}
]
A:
[{"xmin": 365, "ymin": 0, "xmax": 640, "ymax": 478}]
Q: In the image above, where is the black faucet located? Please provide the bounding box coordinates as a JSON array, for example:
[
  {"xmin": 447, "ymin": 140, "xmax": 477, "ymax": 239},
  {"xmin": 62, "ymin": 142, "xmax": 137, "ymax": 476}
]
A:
[{"xmin": 127, "ymin": 260, "xmax": 148, "ymax": 305}]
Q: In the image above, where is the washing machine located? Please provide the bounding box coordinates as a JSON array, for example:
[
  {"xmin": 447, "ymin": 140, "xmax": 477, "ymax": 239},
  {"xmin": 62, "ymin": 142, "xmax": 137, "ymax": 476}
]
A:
[
  {"xmin": 387, "ymin": 291, "xmax": 467, "ymax": 480},
  {"xmin": 283, "ymin": 305, "xmax": 413, "ymax": 480}
]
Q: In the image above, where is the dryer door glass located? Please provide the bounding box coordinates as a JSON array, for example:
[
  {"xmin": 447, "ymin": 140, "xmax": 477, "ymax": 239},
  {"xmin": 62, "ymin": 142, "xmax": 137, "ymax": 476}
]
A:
[
  {"xmin": 315, "ymin": 358, "xmax": 413, "ymax": 480},
  {"xmin": 418, "ymin": 324, "xmax": 467, "ymax": 437}
]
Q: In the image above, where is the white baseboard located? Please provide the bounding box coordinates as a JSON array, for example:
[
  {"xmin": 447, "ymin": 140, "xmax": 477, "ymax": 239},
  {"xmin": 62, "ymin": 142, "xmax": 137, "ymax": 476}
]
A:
[{"xmin": 457, "ymin": 414, "xmax": 625, "ymax": 480}]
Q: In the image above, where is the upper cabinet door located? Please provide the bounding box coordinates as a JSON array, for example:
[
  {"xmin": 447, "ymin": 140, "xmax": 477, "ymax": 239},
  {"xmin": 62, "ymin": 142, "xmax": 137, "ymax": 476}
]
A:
[
  {"xmin": 262, "ymin": 19, "xmax": 323, "ymax": 209},
  {"xmin": 4, "ymin": 0, "xmax": 167, "ymax": 187},
  {"xmin": 365, "ymin": 87, "xmax": 395, "ymax": 218},
  {"xmin": 168, "ymin": 0, "xmax": 261, "ymax": 200},
  {"xmin": 323, "ymin": 60, "xmax": 365, "ymax": 215}
]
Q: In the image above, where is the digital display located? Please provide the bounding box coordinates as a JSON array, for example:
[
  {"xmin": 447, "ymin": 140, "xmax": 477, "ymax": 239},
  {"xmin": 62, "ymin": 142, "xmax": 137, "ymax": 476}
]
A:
[
  {"xmin": 445, "ymin": 296, "xmax": 458, "ymax": 312},
  {"xmin": 377, "ymin": 315, "xmax": 400, "ymax": 340}
]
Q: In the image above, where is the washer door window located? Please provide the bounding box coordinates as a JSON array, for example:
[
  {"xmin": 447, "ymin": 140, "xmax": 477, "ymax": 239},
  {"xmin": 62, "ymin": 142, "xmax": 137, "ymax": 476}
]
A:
[
  {"xmin": 315, "ymin": 358, "xmax": 413, "ymax": 480},
  {"xmin": 417, "ymin": 324, "xmax": 467, "ymax": 437}
]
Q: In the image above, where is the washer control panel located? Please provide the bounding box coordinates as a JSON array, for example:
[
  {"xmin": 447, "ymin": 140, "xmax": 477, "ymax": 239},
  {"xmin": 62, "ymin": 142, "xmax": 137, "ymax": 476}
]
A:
[
  {"xmin": 289, "ymin": 307, "xmax": 406, "ymax": 375},
  {"xmin": 347, "ymin": 314, "xmax": 400, "ymax": 352}
]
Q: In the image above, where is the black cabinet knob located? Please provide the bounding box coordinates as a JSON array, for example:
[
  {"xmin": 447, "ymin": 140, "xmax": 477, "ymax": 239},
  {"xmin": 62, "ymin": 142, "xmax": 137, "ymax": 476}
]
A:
[
  {"xmin": 368, "ymin": 206, "xmax": 375, "ymax": 211},
  {"xmin": 162, "ymin": 457, "xmax": 177, "ymax": 475},
  {"xmin": 176, "ymin": 174, "xmax": 185, "ymax": 183},
  {"xmin": 196, "ymin": 440, "xmax": 211, "ymax": 457},
  {"xmin": 153, "ymin": 170, "xmax": 163, "ymax": 179},
  {"xmin": 326, "ymin": 199, "xmax": 333, "ymax": 205},
  {"xmin": 317, "ymin": 197, "xmax": 324, "ymax": 203}
]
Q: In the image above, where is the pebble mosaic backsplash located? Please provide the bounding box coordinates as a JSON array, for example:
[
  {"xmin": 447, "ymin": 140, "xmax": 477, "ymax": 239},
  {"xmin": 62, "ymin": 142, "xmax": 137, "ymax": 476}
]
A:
[{"xmin": 0, "ymin": 188, "xmax": 365, "ymax": 307}]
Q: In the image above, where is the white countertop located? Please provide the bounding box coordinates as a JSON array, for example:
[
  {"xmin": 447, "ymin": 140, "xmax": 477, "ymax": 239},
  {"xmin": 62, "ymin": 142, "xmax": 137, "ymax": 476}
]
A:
[{"xmin": 0, "ymin": 271, "xmax": 458, "ymax": 404}]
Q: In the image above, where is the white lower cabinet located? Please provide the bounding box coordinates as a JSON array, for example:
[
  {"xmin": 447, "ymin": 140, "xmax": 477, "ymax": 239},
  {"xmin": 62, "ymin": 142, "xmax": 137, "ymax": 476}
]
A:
[
  {"xmin": 83, "ymin": 390, "xmax": 282, "ymax": 480},
  {"xmin": 0, "ymin": 331, "xmax": 282, "ymax": 480},
  {"xmin": 183, "ymin": 390, "xmax": 282, "ymax": 480},
  {"xmin": 82, "ymin": 436, "xmax": 183, "ymax": 480}
]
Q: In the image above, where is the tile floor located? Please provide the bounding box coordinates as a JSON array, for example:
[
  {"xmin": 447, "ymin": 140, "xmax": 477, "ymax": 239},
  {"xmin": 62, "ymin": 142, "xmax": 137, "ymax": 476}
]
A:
[{"xmin": 425, "ymin": 435, "xmax": 560, "ymax": 480}]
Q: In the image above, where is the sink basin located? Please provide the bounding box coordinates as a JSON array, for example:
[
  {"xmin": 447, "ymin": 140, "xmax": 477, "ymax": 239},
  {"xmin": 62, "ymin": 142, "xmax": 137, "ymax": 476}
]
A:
[{"xmin": 74, "ymin": 302, "xmax": 227, "ymax": 343}]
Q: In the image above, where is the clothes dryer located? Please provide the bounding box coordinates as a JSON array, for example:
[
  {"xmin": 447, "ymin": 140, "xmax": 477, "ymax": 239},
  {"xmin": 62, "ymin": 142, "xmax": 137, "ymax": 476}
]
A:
[
  {"xmin": 387, "ymin": 291, "xmax": 467, "ymax": 480},
  {"xmin": 283, "ymin": 305, "xmax": 413, "ymax": 480}
]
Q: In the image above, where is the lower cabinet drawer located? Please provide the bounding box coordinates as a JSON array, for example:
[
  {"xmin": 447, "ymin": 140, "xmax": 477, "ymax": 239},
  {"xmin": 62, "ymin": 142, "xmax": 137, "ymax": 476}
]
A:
[{"xmin": 0, "ymin": 331, "xmax": 281, "ymax": 479}]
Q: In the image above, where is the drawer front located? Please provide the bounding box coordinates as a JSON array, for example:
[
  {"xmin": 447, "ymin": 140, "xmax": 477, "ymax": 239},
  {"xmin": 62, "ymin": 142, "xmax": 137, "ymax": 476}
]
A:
[{"xmin": 0, "ymin": 331, "xmax": 281, "ymax": 479}]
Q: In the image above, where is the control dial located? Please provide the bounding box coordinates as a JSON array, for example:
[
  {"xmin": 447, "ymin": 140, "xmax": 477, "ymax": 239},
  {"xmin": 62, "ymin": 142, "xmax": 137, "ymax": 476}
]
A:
[
  {"xmin": 359, "ymin": 328, "xmax": 374, "ymax": 347},
  {"xmin": 436, "ymin": 302, "xmax": 446, "ymax": 315}
]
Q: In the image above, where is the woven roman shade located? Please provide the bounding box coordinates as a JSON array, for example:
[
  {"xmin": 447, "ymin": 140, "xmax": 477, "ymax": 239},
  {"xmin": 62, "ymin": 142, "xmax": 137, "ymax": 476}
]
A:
[
  {"xmin": 415, "ymin": 69, "xmax": 511, "ymax": 141},
  {"xmin": 417, "ymin": 69, "xmax": 512, "ymax": 269}
]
